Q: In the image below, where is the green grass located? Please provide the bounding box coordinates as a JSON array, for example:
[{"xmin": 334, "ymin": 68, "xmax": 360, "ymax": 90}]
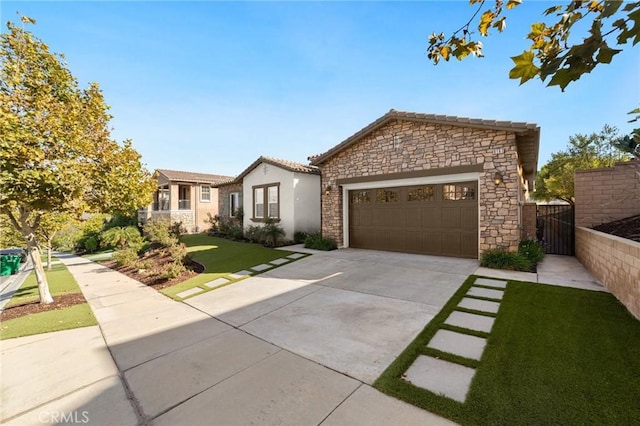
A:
[
  {"xmin": 6, "ymin": 263, "xmax": 82, "ymax": 308},
  {"xmin": 1, "ymin": 262, "xmax": 97, "ymax": 340},
  {"xmin": 375, "ymin": 276, "xmax": 640, "ymax": 425},
  {"xmin": 0, "ymin": 304, "xmax": 96, "ymax": 340},
  {"xmin": 160, "ymin": 234, "xmax": 304, "ymax": 300}
]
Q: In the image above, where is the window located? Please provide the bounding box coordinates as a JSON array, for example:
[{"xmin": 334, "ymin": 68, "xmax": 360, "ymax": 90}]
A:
[
  {"xmin": 350, "ymin": 191, "xmax": 371, "ymax": 204},
  {"xmin": 201, "ymin": 186, "xmax": 211, "ymax": 202},
  {"xmin": 230, "ymin": 192, "xmax": 241, "ymax": 217},
  {"xmin": 443, "ymin": 184, "xmax": 476, "ymax": 201},
  {"xmin": 407, "ymin": 186, "xmax": 435, "ymax": 202},
  {"xmin": 376, "ymin": 189, "xmax": 399, "ymax": 203},
  {"xmin": 253, "ymin": 184, "xmax": 279, "ymax": 220}
]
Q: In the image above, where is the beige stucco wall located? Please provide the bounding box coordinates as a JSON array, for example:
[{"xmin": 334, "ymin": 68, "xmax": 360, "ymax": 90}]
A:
[
  {"xmin": 575, "ymin": 161, "xmax": 640, "ymax": 228},
  {"xmin": 293, "ymin": 172, "xmax": 321, "ymax": 234},
  {"xmin": 318, "ymin": 120, "xmax": 527, "ymax": 257},
  {"xmin": 576, "ymin": 227, "xmax": 640, "ymax": 320}
]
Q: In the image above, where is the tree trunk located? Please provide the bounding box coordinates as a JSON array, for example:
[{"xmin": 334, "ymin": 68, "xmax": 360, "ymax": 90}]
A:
[
  {"xmin": 27, "ymin": 239, "xmax": 53, "ymax": 304},
  {"xmin": 47, "ymin": 243, "xmax": 52, "ymax": 272}
]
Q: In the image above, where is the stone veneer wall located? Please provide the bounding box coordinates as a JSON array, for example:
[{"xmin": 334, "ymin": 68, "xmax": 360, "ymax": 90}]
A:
[
  {"xmin": 575, "ymin": 161, "xmax": 640, "ymax": 228},
  {"xmin": 320, "ymin": 120, "xmax": 525, "ymax": 256},
  {"xmin": 217, "ymin": 183, "xmax": 243, "ymax": 219},
  {"xmin": 169, "ymin": 211, "xmax": 196, "ymax": 234},
  {"xmin": 576, "ymin": 227, "xmax": 640, "ymax": 320}
]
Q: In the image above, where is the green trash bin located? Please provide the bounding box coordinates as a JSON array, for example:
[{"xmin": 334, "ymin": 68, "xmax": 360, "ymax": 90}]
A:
[
  {"xmin": 10, "ymin": 255, "xmax": 21, "ymax": 274},
  {"xmin": 0, "ymin": 256, "xmax": 11, "ymax": 276}
]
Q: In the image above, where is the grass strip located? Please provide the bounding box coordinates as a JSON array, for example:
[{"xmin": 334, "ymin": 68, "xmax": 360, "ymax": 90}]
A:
[
  {"xmin": 375, "ymin": 277, "xmax": 640, "ymax": 425},
  {"xmin": 6, "ymin": 263, "xmax": 82, "ymax": 308},
  {"xmin": 161, "ymin": 234, "xmax": 304, "ymax": 300}
]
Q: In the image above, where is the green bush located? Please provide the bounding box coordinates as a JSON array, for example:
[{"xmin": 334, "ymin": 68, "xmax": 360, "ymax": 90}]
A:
[
  {"xmin": 100, "ymin": 226, "xmax": 142, "ymax": 249},
  {"xmin": 167, "ymin": 243, "xmax": 187, "ymax": 263},
  {"xmin": 293, "ymin": 231, "xmax": 310, "ymax": 244},
  {"xmin": 245, "ymin": 225, "xmax": 264, "ymax": 244},
  {"xmin": 143, "ymin": 218, "xmax": 178, "ymax": 247},
  {"xmin": 83, "ymin": 236, "xmax": 99, "ymax": 253},
  {"xmin": 112, "ymin": 247, "xmax": 139, "ymax": 267},
  {"xmin": 170, "ymin": 221, "xmax": 187, "ymax": 237},
  {"xmin": 163, "ymin": 262, "xmax": 186, "ymax": 280},
  {"xmin": 262, "ymin": 219, "xmax": 285, "ymax": 248},
  {"xmin": 518, "ymin": 238, "xmax": 545, "ymax": 265},
  {"xmin": 480, "ymin": 247, "xmax": 531, "ymax": 271},
  {"xmin": 304, "ymin": 233, "xmax": 337, "ymax": 251}
]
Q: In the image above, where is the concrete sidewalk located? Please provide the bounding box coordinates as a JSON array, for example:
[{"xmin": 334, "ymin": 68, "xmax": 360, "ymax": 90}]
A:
[{"xmin": 2, "ymin": 252, "xmax": 454, "ymax": 425}]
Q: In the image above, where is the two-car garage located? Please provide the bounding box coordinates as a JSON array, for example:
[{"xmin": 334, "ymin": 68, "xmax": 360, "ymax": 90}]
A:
[{"xmin": 347, "ymin": 181, "xmax": 478, "ymax": 258}]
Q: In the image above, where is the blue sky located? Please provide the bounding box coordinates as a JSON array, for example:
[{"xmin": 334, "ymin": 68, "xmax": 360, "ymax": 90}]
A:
[{"xmin": 2, "ymin": 1, "xmax": 638, "ymax": 177}]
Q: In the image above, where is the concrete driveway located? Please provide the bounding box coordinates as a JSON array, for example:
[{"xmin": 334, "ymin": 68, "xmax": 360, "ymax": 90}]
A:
[{"xmin": 186, "ymin": 249, "xmax": 477, "ymax": 384}]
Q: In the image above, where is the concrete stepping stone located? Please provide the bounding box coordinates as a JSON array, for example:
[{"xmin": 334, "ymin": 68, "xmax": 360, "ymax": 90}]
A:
[
  {"xmin": 205, "ymin": 278, "xmax": 231, "ymax": 289},
  {"xmin": 468, "ymin": 287, "xmax": 504, "ymax": 300},
  {"xmin": 230, "ymin": 270, "xmax": 253, "ymax": 279},
  {"xmin": 474, "ymin": 277, "xmax": 507, "ymax": 288},
  {"xmin": 176, "ymin": 287, "xmax": 204, "ymax": 299},
  {"xmin": 251, "ymin": 264, "xmax": 273, "ymax": 272},
  {"xmin": 404, "ymin": 355, "xmax": 475, "ymax": 403},
  {"xmin": 427, "ymin": 329, "xmax": 487, "ymax": 361},
  {"xmin": 270, "ymin": 258, "xmax": 290, "ymax": 266},
  {"xmin": 458, "ymin": 297, "xmax": 500, "ymax": 314},
  {"xmin": 444, "ymin": 311, "xmax": 495, "ymax": 333},
  {"xmin": 287, "ymin": 253, "xmax": 306, "ymax": 259}
]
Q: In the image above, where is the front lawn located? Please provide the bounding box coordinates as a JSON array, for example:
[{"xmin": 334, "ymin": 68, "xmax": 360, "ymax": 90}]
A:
[
  {"xmin": 375, "ymin": 276, "xmax": 640, "ymax": 425},
  {"xmin": 160, "ymin": 234, "xmax": 303, "ymax": 300},
  {"xmin": 0, "ymin": 262, "xmax": 97, "ymax": 340}
]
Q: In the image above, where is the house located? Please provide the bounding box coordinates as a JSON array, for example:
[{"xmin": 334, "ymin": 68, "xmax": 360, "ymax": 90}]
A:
[
  {"xmin": 309, "ymin": 109, "xmax": 540, "ymax": 259},
  {"xmin": 215, "ymin": 156, "xmax": 321, "ymax": 239},
  {"xmin": 139, "ymin": 169, "xmax": 233, "ymax": 233}
]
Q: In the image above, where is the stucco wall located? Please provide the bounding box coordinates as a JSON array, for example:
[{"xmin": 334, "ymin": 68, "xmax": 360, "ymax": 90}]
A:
[
  {"xmin": 293, "ymin": 172, "xmax": 321, "ymax": 234},
  {"xmin": 576, "ymin": 227, "xmax": 640, "ymax": 320},
  {"xmin": 243, "ymin": 163, "xmax": 296, "ymax": 238},
  {"xmin": 318, "ymin": 120, "xmax": 525, "ymax": 256},
  {"xmin": 575, "ymin": 161, "xmax": 640, "ymax": 228}
]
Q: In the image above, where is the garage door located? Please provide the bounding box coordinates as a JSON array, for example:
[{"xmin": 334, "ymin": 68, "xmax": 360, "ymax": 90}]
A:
[{"xmin": 349, "ymin": 182, "xmax": 478, "ymax": 258}]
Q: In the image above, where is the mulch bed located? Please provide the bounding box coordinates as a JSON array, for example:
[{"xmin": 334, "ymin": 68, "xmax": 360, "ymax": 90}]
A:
[
  {"xmin": 101, "ymin": 251, "xmax": 203, "ymax": 290},
  {"xmin": 592, "ymin": 214, "xmax": 640, "ymax": 242},
  {"xmin": 0, "ymin": 293, "xmax": 87, "ymax": 321}
]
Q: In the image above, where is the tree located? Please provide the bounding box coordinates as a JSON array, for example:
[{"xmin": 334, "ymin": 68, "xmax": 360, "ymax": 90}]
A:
[
  {"xmin": 37, "ymin": 212, "xmax": 76, "ymax": 271},
  {"xmin": 533, "ymin": 125, "xmax": 631, "ymax": 203},
  {"xmin": 0, "ymin": 17, "xmax": 156, "ymax": 303},
  {"xmin": 100, "ymin": 226, "xmax": 142, "ymax": 250},
  {"xmin": 427, "ymin": 0, "xmax": 640, "ymax": 90}
]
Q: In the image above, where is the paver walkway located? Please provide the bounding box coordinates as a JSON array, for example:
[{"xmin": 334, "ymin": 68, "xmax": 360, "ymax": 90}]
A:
[
  {"xmin": 404, "ymin": 277, "xmax": 507, "ymax": 403},
  {"xmin": 2, "ymin": 252, "xmax": 454, "ymax": 425}
]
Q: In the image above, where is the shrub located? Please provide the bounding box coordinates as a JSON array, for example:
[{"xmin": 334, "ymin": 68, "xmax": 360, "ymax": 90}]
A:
[
  {"xmin": 170, "ymin": 221, "xmax": 187, "ymax": 237},
  {"xmin": 112, "ymin": 247, "xmax": 139, "ymax": 267},
  {"xmin": 262, "ymin": 219, "xmax": 285, "ymax": 247},
  {"xmin": 480, "ymin": 248, "xmax": 531, "ymax": 271},
  {"xmin": 167, "ymin": 243, "xmax": 187, "ymax": 263},
  {"xmin": 293, "ymin": 231, "xmax": 310, "ymax": 244},
  {"xmin": 143, "ymin": 218, "xmax": 178, "ymax": 247},
  {"xmin": 100, "ymin": 226, "xmax": 142, "ymax": 249},
  {"xmin": 83, "ymin": 236, "xmax": 98, "ymax": 253},
  {"xmin": 163, "ymin": 262, "xmax": 186, "ymax": 280},
  {"xmin": 245, "ymin": 225, "xmax": 264, "ymax": 244},
  {"xmin": 304, "ymin": 233, "xmax": 338, "ymax": 251},
  {"xmin": 518, "ymin": 238, "xmax": 545, "ymax": 265}
]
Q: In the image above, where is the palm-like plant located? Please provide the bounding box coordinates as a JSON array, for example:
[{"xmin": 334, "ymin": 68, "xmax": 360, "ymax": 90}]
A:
[
  {"xmin": 262, "ymin": 219, "xmax": 285, "ymax": 248},
  {"xmin": 100, "ymin": 226, "xmax": 141, "ymax": 249}
]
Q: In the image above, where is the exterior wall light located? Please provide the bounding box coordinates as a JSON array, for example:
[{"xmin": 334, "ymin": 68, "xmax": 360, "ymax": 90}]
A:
[
  {"xmin": 325, "ymin": 185, "xmax": 332, "ymax": 195},
  {"xmin": 493, "ymin": 171, "xmax": 504, "ymax": 186}
]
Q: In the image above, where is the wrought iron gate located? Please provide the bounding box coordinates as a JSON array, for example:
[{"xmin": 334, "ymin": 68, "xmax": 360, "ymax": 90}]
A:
[{"xmin": 536, "ymin": 204, "xmax": 575, "ymax": 255}]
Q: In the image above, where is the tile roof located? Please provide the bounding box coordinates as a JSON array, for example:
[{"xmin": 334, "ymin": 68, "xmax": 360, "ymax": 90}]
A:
[
  {"xmin": 155, "ymin": 169, "xmax": 234, "ymax": 184},
  {"xmin": 218, "ymin": 156, "xmax": 320, "ymax": 185},
  {"xmin": 308, "ymin": 109, "xmax": 540, "ymax": 187}
]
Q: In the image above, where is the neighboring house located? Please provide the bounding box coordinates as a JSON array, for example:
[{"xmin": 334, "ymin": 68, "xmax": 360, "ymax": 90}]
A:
[
  {"xmin": 309, "ymin": 109, "xmax": 540, "ymax": 259},
  {"xmin": 139, "ymin": 169, "xmax": 233, "ymax": 233},
  {"xmin": 214, "ymin": 156, "xmax": 321, "ymax": 239}
]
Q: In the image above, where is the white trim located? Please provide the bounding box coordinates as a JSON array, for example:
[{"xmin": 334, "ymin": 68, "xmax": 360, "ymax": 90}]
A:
[
  {"xmin": 200, "ymin": 185, "xmax": 211, "ymax": 202},
  {"xmin": 340, "ymin": 172, "xmax": 481, "ymax": 250}
]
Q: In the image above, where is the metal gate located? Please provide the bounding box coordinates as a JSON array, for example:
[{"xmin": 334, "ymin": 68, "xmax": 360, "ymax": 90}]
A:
[{"xmin": 536, "ymin": 204, "xmax": 575, "ymax": 255}]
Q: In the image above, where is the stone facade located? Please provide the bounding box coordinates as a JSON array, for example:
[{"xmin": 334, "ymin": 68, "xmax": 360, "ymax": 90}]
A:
[
  {"xmin": 217, "ymin": 182, "xmax": 243, "ymax": 219},
  {"xmin": 318, "ymin": 119, "xmax": 528, "ymax": 257},
  {"xmin": 575, "ymin": 161, "xmax": 640, "ymax": 228},
  {"xmin": 576, "ymin": 227, "xmax": 640, "ymax": 320}
]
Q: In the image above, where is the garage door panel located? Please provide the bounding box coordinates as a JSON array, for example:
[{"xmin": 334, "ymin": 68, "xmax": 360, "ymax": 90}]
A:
[{"xmin": 349, "ymin": 181, "xmax": 478, "ymax": 258}]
